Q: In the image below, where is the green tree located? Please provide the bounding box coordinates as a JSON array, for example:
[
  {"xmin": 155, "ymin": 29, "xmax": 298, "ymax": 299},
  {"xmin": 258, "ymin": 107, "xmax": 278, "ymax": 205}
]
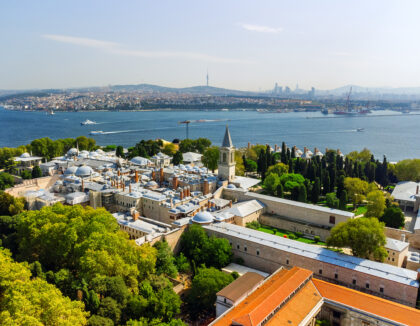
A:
[
  {"xmin": 187, "ymin": 267, "xmax": 234, "ymax": 313},
  {"xmin": 0, "ymin": 172, "xmax": 15, "ymax": 190},
  {"xmin": 267, "ymin": 163, "xmax": 288, "ymax": 177},
  {"xmin": 263, "ymin": 173, "xmax": 280, "ymax": 195},
  {"xmin": 365, "ymin": 190, "xmax": 386, "ymax": 218},
  {"xmin": 0, "ymin": 248, "xmax": 88, "ymax": 325},
  {"xmin": 153, "ymin": 240, "xmax": 178, "ymax": 278},
  {"xmin": 0, "ymin": 192, "xmax": 25, "ymax": 216},
  {"xmin": 347, "ymin": 148, "xmax": 373, "ymax": 163},
  {"xmin": 31, "ymin": 166, "xmax": 42, "ymax": 178},
  {"xmin": 380, "ymin": 205, "xmax": 405, "ymax": 229},
  {"xmin": 116, "ymin": 145, "xmax": 124, "ymax": 158},
  {"xmin": 21, "ymin": 169, "xmax": 32, "ymax": 179},
  {"xmin": 162, "ymin": 143, "xmax": 177, "ymax": 156},
  {"xmin": 326, "ymin": 192, "xmax": 339, "ymax": 209},
  {"xmin": 339, "ymin": 190, "xmax": 348, "ymax": 210},
  {"xmin": 311, "ymin": 178, "xmax": 320, "ymax": 203},
  {"xmin": 88, "ymin": 315, "xmax": 114, "ymax": 326},
  {"xmin": 326, "ymin": 218, "xmax": 387, "ymax": 261},
  {"xmin": 202, "ymin": 146, "xmax": 219, "ymax": 172},
  {"xmin": 245, "ymin": 159, "xmax": 257, "ymax": 172},
  {"xmin": 394, "ymin": 159, "xmax": 420, "ymax": 181},
  {"xmin": 279, "ymin": 173, "xmax": 305, "ymax": 191},
  {"xmin": 172, "ymin": 151, "xmax": 183, "ymax": 166},
  {"xmin": 98, "ymin": 297, "xmax": 121, "ymax": 325},
  {"xmin": 175, "ymin": 253, "xmax": 190, "ymax": 273},
  {"xmin": 276, "ymin": 183, "xmax": 284, "ymax": 198},
  {"xmin": 344, "ymin": 177, "xmax": 369, "ymax": 207},
  {"xmin": 297, "ymin": 184, "xmax": 307, "ymax": 203}
]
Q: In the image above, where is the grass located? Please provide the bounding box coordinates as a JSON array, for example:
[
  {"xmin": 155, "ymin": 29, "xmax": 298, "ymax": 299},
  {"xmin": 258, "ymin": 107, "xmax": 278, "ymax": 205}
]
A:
[{"xmin": 257, "ymin": 225, "xmax": 326, "ymax": 246}]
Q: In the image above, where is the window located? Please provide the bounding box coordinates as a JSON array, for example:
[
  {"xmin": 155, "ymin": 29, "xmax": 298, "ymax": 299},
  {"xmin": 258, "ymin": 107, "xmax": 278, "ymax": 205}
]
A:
[
  {"xmin": 223, "ymin": 153, "xmax": 227, "ymax": 163},
  {"xmin": 237, "ymin": 244, "xmax": 240, "ymax": 250},
  {"xmin": 244, "ymin": 246, "xmax": 247, "ymax": 252},
  {"xmin": 392, "ymin": 258, "xmax": 395, "ymax": 262},
  {"xmin": 366, "ymin": 282, "xmax": 370, "ymax": 289},
  {"xmin": 286, "ymin": 259, "xmax": 289, "ymax": 265},
  {"xmin": 329, "ymin": 216, "xmax": 336, "ymax": 224},
  {"xmin": 319, "ymin": 269, "xmax": 322, "ymax": 275},
  {"xmin": 256, "ymin": 249, "xmax": 260, "ymax": 256},
  {"xmin": 224, "ymin": 298, "xmax": 227, "ymax": 303},
  {"xmin": 380, "ymin": 286, "xmax": 384, "ymax": 293},
  {"xmin": 352, "ymin": 279, "xmax": 356, "ymax": 285},
  {"xmin": 332, "ymin": 311, "xmax": 341, "ymax": 319},
  {"xmin": 334, "ymin": 273, "xmax": 338, "ymax": 279}
]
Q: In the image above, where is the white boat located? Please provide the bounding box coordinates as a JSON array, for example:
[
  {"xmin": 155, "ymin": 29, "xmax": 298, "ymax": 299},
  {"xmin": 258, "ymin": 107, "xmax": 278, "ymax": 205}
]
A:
[
  {"xmin": 89, "ymin": 130, "xmax": 103, "ymax": 135},
  {"xmin": 48, "ymin": 109, "xmax": 55, "ymax": 115},
  {"xmin": 357, "ymin": 128, "xmax": 365, "ymax": 132},
  {"xmin": 81, "ymin": 119, "xmax": 97, "ymax": 125}
]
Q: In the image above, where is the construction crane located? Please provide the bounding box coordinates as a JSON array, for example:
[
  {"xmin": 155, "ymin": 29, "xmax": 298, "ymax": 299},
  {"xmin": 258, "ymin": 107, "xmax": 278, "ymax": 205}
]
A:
[
  {"xmin": 345, "ymin": 86, "xmax": 352, "ymax": 112},
  {"xmin": 178, "ymin": 119, "xmax": 226, "ymax": 139}
]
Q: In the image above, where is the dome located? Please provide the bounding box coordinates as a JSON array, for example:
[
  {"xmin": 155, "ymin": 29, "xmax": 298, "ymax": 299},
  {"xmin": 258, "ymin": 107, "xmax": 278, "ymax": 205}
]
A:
[
  {"xmin": 20, "ymin": 152, "xmax": 30, "ymax": 158},
  {"xmin": 75, "ymin": 165, "xmax": 93, "ymax": 177},
  {"xmin": 130, "ymin": 156, "xmax": 150, "ymax": 166},
  {"xmin": 146, "ymin": 180, "xmax": 158, "ymax": 187},
  {"xmin": 64, "ymin": 166, "xmax": 78, "ymax": 175},
  {"xmin": 67, "ymin": 148, "xmax": 78, "ymax": 156},
  {"xmin": 192, "ymin": 211, "xmax": 214, "ymax": 224},
  {"xmin": 227, "ymin": 184, "xmax": 236, "ymax": 189}
]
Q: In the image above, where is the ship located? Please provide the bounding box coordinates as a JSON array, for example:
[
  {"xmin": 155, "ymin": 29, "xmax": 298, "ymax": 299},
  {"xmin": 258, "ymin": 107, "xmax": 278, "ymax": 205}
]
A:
[
  {"xmin": 89, "ymin": 130, "xmax": 104, "ymax": 135},
  {"xmin": 81, "ymin": 119, "xmax": 97, "ymax": 125},
  {"xmin": 357, "ymin": 128, "xmax": 365, "ymax": 132}
]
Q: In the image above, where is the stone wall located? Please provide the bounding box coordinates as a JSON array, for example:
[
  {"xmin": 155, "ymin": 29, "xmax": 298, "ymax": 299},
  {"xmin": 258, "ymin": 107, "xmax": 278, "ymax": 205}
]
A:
[
  {"xmin": 384, "ymin": 227, "xmax": 420, "ymax": 250},
  {"xmin": 5, "ymin": 175, "xmax": 60, "ymax": 197}
]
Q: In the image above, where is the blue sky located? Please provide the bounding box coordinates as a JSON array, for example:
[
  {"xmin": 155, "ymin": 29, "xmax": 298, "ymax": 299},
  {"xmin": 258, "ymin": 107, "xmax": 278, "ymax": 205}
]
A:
[{"xmin": 0, "ymin": 0, "xmax": 419, "ymax": 90}]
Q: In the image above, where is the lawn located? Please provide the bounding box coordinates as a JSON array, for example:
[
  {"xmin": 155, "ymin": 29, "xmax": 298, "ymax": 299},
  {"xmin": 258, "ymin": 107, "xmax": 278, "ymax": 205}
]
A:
[{"xmin": 257, "ymin": 225, "xmax": 326, "ymax": 246}]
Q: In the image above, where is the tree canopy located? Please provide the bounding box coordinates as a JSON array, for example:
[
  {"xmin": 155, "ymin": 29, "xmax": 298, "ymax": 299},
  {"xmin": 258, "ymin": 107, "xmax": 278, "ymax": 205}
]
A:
[
  {"xmin": 202, "ymin": 147, "xmax": 219, "ymax": 173},
  {"xmin": 380, "ymin": 205, "xmax": 405, "ymax": 229},
  {"xmin": 326, "ymin": 218, "xmax": 387, "ymax": 261},
  {"xmin": 365, "ymin": 190, "xmax": 386, "ymax": 218},
  {"xmin": 394, "ymin": 159, "xmax": 420, "ymax": 182}
]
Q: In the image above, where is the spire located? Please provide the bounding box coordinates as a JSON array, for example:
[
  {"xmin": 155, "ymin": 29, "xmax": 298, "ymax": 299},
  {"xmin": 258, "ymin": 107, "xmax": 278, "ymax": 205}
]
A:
[{"xmin": 222, "ymin": 125, "xmax": 233, "ymax": 148}]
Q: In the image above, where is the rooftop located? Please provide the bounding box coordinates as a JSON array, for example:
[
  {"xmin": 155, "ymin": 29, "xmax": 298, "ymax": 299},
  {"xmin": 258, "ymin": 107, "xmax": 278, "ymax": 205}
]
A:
[
  {"xmin": 216, "ymin": 272, "xmax": 265, "ymax": 303},
  {"xmin": 203, "ymin": 223, "xmax": 419, "ymax": 287}
]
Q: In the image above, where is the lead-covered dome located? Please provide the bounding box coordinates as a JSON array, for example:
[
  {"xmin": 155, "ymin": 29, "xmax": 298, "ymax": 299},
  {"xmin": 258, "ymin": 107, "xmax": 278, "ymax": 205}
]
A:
[
  {"xmin": 192, "ymin": 211, "xmax": 214, "ymax": 224},
  {"xmin": 75, "ymin": 165, "xmax": 93, "ymax": 177}
]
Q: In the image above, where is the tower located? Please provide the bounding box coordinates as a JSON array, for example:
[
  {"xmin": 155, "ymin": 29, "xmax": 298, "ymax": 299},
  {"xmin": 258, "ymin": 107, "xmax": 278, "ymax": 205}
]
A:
[
  {"xmin": 218, "ymin": 125, "xmax": 236, "ymax": 182},
  {"xmin": 206, "ymin": 69, "xmax": 209, "ymax": 87}
]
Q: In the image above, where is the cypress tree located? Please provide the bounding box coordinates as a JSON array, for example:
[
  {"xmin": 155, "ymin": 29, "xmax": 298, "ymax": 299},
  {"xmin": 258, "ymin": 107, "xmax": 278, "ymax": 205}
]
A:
[
  {"xmin": 298, "ymin": 184, "xmax": 307, "ymax": 203},
  {"xmin": 265, "ymin": 145, "xmax": 271, "ymax": 171},
  {"xmin": 336, "ymin": 175, "xmax": 345, "ymax": 198},
  {"xmin": 291, "ymin": 146, "xmax": 296, "ymax": 158},
  {"xmin": 286, "ymin": 148, "xmax": 291, "ymax": 160},
  {"xmin": 291, "ymin": 186, "xmax": 300, "ymax": 201},
  {"xmin": 311, "ymin": 178, "xmax": 320, "ymax": 203},
  {"xmin": 323, "ymin": 173, "xmax": 330, "ymax": 195},
  {"xmin": 288, "ymin": 160, "xmax": 294, "ymax": 173},
  {"xmin": 339, "ymin": 190, "xmax": 348, "ymax": 210}
]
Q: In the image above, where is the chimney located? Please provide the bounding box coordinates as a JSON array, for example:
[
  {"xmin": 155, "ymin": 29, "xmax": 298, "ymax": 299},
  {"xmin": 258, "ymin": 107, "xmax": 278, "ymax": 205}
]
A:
[
  {"xmin": 160, "ymin": 168, "xmax": 164, "ymax": 185},
  {"xmin": 152, "ymin": 170, "xmax": 156, "ymax": 181},
  {"xmin": 170, "ymin": 197, "xmax": 173, "ymax": 208},
  {"xmin": 325, "ymin": 147, "xmax": 329, "ymax": 154},
  {"xmin": 229, "ymin": 201, "xmax": 232, "ymax": 208},
  {"xmin": 173, "ymin": 175, "xmax": 179, "ymax": 189},
  {"xmin": 122, "ymin": 182, "xmax": 125, "ymax": 191},
  {"xmin": 180, "ymin": 191, "xmax": 184, "ymax": 200},
  {"xmin": 401, "ymin": 234, "xmax": 406, "ymax": 242},
  {"xmin": 118, "ymin": 170, "xmax": 121, "ymax": 177},
  {"xmin": 203, "ymin": 180, "xmax": 209, "ymax": 195},
  {"xmin": 248, "ymin": 142, "xmax": 251, "ymax": 149},
  {"xmin": 135, "ymin": 170, "xmax": 139, "ymax": 183},
  {"xmin": 304, "ymin": 147, "xmax": 307, "ymax": 154},
  {"xmin": 417, "ymin": 185, "xmax": 419, "ymax": 195},
  {"xmin": 129, "ymin": 183, "xmax": 132, "ymax": 193},
  {"xmin": 314, "ymin": 147, "xmax": 318, "ymax": 154},
  {"xmin": 81, "ymin": 179, "xmax": 84, "ymax": 192},
  {"xmin": 274, "ymin": 144, "xmax": 278, "ymax": 151},
  {"xmin": 132, "ymin": 210, "xmax": 139, "ymax": 221},
  {"xmin": 188, "ymin": 186, "xmax": 191, "ymax": 197},
  {"xmin": 183, "ymin": 187, "xmax": 188, "ymax": 198}
]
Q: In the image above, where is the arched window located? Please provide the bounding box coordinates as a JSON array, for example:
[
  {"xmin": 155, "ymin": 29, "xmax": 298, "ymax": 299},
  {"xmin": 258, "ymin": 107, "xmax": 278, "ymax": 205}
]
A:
[{"xmin": 223, "ymin": 153, "xmax": 227, "ymax": 162}]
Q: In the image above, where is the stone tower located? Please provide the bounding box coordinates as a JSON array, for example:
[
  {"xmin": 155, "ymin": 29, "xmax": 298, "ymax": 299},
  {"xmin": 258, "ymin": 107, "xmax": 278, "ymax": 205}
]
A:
[{"xmin": 218, "ymin": 125, "xmax": 236, "ymax": 182}]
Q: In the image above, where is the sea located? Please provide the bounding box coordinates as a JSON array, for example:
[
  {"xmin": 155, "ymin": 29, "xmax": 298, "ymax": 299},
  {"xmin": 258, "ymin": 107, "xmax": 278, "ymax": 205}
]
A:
[{"xmin": 1, "ymin": 106, "xmax": 419, "ymax": 162}]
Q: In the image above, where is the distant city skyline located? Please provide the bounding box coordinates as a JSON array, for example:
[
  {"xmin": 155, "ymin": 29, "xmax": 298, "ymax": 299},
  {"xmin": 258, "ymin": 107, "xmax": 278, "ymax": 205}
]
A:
[{"xmin": 1, "ymin": 0, "xmax": 420, "ymax": 90}]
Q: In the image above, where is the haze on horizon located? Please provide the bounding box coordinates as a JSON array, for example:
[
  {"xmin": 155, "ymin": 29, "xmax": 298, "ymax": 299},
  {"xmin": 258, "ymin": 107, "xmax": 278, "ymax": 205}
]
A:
[{"xmin": 1, "ymin": 0, "xmax": 419, "ymax": 91}]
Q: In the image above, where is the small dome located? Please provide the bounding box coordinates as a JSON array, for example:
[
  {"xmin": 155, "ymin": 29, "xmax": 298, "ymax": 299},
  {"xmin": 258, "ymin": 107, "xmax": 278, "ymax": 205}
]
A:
[
  {"xmin": 130, "ymin": 156, "xmax": 150, "ymax": 165},
  {"xmin": 192, "ymin": 211, "xmax": 214, "ymax": 224},
  {"xmin": 227, "ymin": 184, "xmax": 236, "ymax": 189},
  {"xmin": 146, "ymin": 180, "xmax": 158, "ymax": 187},
  {"xmin": 20, "ymin": 152, "xmax": 30, "ymax": 158},
  {"xmin": 64, "ymin": 166, "xmax": 78, "ymax": 175},
  {"xmin": 67, "ymin": 148, "xmax": 78, "ymax": 156},
  {"xmin": 75, "ymin": 165, "xmax": 93, "ymax": 177}
]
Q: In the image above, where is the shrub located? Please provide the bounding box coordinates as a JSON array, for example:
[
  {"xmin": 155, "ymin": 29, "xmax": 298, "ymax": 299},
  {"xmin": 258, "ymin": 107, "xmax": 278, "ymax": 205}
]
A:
[
  {"xmin": 314, "ymin": 236, "xmax": 321, "ymax": 243},
  {"xmin": 288, "ymin": 234, "xmax": 297, "ymax": 240},
  {"xmin": 231, "ymin": 271, "xmax": 240, "ymax": 279}
]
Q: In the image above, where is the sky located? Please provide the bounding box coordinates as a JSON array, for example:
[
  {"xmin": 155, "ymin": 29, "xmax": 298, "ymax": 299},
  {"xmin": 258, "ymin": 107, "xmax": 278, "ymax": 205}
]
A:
[{"xmin": 1, "ymin": 0, "xmax": 420, "ymax": 91}]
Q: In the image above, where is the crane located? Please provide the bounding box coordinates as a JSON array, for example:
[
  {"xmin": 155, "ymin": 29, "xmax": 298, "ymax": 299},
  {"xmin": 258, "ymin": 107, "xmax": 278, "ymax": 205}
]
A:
[
  {"xmin": 179, "ymin": 120, "xmax": 191, "ymax": 139},
  {"xmin": 178, "ymin": 119, "xmax": 227, "ymax": 139}
]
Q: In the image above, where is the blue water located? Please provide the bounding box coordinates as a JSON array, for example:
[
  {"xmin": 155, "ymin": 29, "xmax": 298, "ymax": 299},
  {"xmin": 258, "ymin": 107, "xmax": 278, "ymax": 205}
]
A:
[{"xmin": 1, "ymin": 107, "xmax": 419, "ymax": 161}]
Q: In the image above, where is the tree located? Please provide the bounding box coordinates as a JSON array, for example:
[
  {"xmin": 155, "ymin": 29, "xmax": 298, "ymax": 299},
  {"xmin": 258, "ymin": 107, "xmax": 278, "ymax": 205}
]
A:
[
  {"xmin": 326, "ymin": 193, "xmax": 339, "ymax": 209},
  {"xmin": 88, "ymin": 315, "xmax": 114, "ymax": 326},
  {"xmin": 116, "ymin": 145, "xmax": 124, "ymax": 158},
  {"xmin": 347, "ymin": 148, "xmax": 373, "ymax": 163},
  {"xmin": 245, "ymin": 159, "xmax": 257, "ymax": 172},
  {"xmin": 0, "ymin": 172, "xmax": 14, "ymax": 190},
  {"xmin": 21, "ymin": 169, "xmax": 32, "ymax": 179},
  {"xmin": 187, "ymin": 267, "xmax": 234, "ymax": 312},
  {"xmin": 264, "ymin": 173, "xmax": 280, "ymax": 195},
  {"xmin": 235, "ymin": 151, "xmax": 245, "ymax": 176},
  {"xmin": 153, "ymin": 240, "xmax": 178, "ymax": 278},
  {"xmin": 175, "ymin": 253, "xmax": 190, "ymax": 273},
  {"xmin": 297, "ymin": 184, "xmax": 307, "ymax": 203},
  {"xmin": 380, "ymin": 205, "xmax": 405, "ymax": 229},
  {"xmin": 98, "ymin": 297, "xmax": 121, "ymax": 325},
  {"xmin": 344, "ymin": 177, "xmax": 369, "ymax": 207},
  {"xmin": 365, "ymin": 190, "xmax": 386, "ymax": 218},
  {"xmin": 31, "ymin": 166, "xmax": 42, "ymax": 178},
  {"xmin": 311, "ymin": 178, "xmax": 320, "ymax": 203},
  {"xmin": 162, "ymin": 143, "xmax": 177, "ymax": 156},
  {"xmin": 339, "ymin": 190, "xmax": 348, "ymax": 210},
  {"xmin": 202, "ymin": 147, "xmax": 219, "ymax": 172},
  {"xmin": 394, "ymin": 159, "xmax": 420, "ymax": 181},
  {"xmin": 280, "ymin": 173, "xmax": 305, "ymax": 192},
  {"xmin": 0, "ymin": 192, "xmax": 25, "ymax": 216},
  {"xmin": 0, "ymin": 248, "xmax": 88, "ymax": 325},
  {"xmin": 172, "ymin": 151, "xmax": 183, "ymax": 166},
  {"xmin": 336, "ymin": 175, "xmax": 345, "ymax": 198},
  {"xmin": 326, "ymin": 218, "xmax": 387, "ymax": 261},
  {"xmin": 276, "ymin": 183, "xmax": 284, "ymax": 198},
  {"xmin": 267, "ymin": 163, "xmax": 288, "ymax": 177}
]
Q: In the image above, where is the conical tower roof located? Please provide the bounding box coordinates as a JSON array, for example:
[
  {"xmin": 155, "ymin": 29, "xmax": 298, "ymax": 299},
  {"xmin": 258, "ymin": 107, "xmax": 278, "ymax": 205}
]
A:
[{"xmin": 222, "ymin": 125, "xmax": 233, "ymax": 148}]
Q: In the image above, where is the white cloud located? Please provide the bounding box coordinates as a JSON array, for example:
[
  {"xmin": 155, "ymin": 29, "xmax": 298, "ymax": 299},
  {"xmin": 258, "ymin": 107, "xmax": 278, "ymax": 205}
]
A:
[
  {"xmin": 239, "ymin": 23, "xmax": 283, "ymax": 34},
  {"xmin": 42, "ymin": 34, "xmax": 254, "ymax": 64}
]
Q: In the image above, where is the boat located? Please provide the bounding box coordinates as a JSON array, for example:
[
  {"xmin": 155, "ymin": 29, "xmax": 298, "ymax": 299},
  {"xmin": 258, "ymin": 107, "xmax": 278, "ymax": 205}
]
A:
[
  {"xmin": 48, "ymin": 109, "xmax": 55, "ymax": 115},
  {"xmin": 81, "ymin": 119, "xmax": 97, "ymax": 125},
  {"xmin": 89, "ymin": 130, "xmax": 104, "ymax": 135},
  {"xmin": 321, "ymin": 108, "xmax": 329, "ymax": 115},
  {"xmin": 357, "ymin": 128, "xmax": 365, "ymax": 132}
]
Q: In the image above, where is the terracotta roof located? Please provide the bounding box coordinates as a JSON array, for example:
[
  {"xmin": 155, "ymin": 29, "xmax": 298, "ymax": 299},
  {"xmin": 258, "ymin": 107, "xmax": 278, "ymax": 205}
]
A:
[
  {"xmin": 313, "ymin": 279, "xmax": 420, "ymax": 325},
  {"xmin": 213, "ymin": 267, "xmax": 313, "ymax": 326},
  {"xmin": 216, "ymin": 272, "xmax": 265, "ymax": 303}
]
